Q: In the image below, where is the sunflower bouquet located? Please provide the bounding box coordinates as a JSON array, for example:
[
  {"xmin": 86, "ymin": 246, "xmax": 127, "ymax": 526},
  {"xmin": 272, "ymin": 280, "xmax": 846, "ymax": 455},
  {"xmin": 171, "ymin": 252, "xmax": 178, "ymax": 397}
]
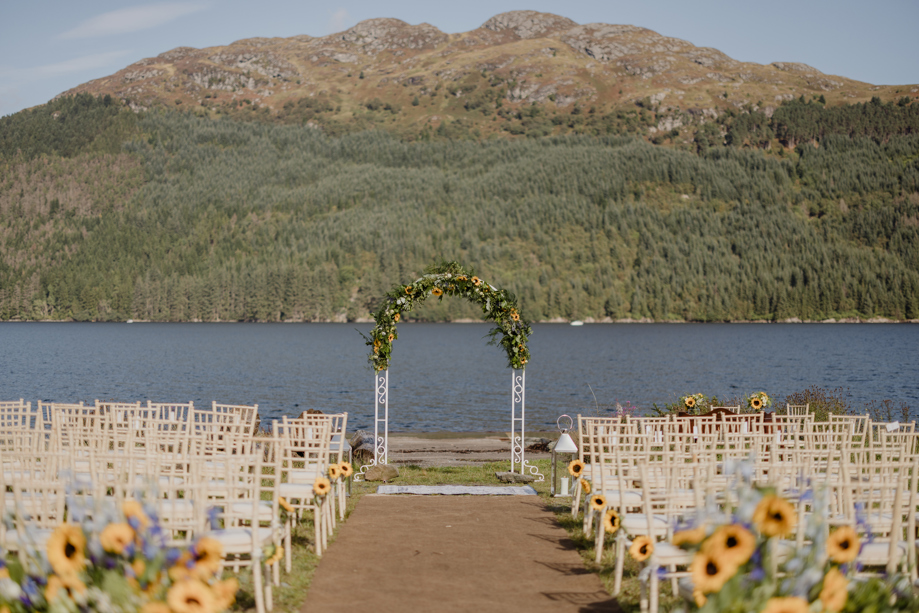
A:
[
  {"xmin": 0, "ymin": 498, "xmax": 236, "ymax": 613},
  {"xmin": 680, "ymin": 393, "xmax": 708, "ymax": 415},
  {"xmin": 747, "ymin": 391, "xmax": 772, "ymax": 412},
  {"xmin": 671, "ymin": 464, "xmax": 918, "ymax": 613}
]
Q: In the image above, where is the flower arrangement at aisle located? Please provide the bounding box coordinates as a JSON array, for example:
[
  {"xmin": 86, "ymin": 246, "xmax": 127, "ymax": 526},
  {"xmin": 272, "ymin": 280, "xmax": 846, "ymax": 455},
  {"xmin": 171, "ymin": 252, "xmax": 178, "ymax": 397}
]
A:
[
  {"xmin": 0, "ymin": 498, "xmax": 237, "ymax": 613},
  {"xmin": 363, "ymin": 261, "xmax": 532, "ymax": 371},
  {"xmin": 666, "ymin": 461, "xmax": 919, "ymax": 613},
  {"xmin": 747, "ymin": 391, "xmax": 772, "ymax": 412},
  {"xmin": 680, "ymin": 393, "xmax": 708, "ymax": 415}
]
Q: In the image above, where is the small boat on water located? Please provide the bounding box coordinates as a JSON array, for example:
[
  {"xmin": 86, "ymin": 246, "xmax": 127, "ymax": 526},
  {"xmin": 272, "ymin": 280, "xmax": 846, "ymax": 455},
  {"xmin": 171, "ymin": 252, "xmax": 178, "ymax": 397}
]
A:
[{"xmin": 570, "ymin": 320, "xmax": 584, "ymax": 326}]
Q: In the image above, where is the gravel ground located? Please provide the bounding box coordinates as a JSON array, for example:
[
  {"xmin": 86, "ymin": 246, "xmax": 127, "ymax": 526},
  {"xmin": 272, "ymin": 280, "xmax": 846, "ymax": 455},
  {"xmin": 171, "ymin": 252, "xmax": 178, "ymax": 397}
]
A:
[{"xmin": 384, "ymin": 432, "xmax": 554, "ymax": 467}]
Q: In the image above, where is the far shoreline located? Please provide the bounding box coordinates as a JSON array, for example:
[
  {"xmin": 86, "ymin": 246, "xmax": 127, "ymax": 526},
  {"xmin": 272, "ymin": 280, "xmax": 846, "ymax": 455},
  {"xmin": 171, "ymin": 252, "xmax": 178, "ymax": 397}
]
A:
[{"xmin": 2, "ymin": 317, "xmax": 917, "ymax": 324}]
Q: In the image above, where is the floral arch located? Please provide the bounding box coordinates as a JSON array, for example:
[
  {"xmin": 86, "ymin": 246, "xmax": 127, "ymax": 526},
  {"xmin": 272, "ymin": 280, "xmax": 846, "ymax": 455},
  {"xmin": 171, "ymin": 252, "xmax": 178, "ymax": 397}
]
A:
[{"xmin": 357, "ymin": 261, "xmax": 542, "ymax": 481}]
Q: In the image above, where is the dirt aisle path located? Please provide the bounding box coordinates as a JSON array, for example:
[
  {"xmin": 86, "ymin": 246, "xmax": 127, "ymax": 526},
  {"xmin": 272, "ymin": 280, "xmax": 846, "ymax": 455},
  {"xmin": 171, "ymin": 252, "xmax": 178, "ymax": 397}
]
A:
[{"xmin": 301, "ymin": 495, "xmax": 616, "ymax": 612}]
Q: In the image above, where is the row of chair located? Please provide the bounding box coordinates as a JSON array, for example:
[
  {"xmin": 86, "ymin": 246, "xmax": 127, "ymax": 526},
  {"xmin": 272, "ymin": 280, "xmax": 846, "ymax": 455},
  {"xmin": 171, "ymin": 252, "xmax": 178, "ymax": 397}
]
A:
[
  {"xmin": 0, "ymin": 399, "xmax": 350, "ymax": 613},
  {"xmin": 572, "ymin": 412, "xmax": 919, "ymax": 613}
]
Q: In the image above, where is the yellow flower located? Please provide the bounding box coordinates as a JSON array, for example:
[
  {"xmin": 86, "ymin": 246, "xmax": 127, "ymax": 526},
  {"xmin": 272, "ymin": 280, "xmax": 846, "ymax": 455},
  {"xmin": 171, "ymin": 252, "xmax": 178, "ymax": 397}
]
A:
[
  {"xmin": 212, "ymin": 578, "xmax": 238, "ymax": 611},
  {"xmin": 685, "ymin": 397, "xmax": 696, "ymax": 408},
  {"xmin": 589, "ymin": 494, "xmax": 607, "ymax": 512},
  {"xmin": 457, "ymin": 275, "xmax": 467, "ymax": 281},
  {"xmin": 432, "ymin": 287, "xmax": 443, "ymax": 297},
  {"xmin": 827, "ymin": 526, "xmax": 860, "ymax": 563},
  {"xmin": 279, "ymin": 496, "xmax": 294, "ymax": 513},
  {"xmin": 393, "ymin": 313, "xmax": 400, "ymax": 322},
  {"xmin": 45, "ymin": 573, "xmax": 87, "ymax": 602},
  {"xmin": 47, "ymin": 523, "xmax": 87, "ymax": 577},
  {"xmin": 761, "ymin": 596, "xmax": 810, "ymax": 613},
  {"xmin": 123, "ymin": 499, "xmax": 151, "ymax": 531},
  {"xmin": 702, "ymin": 524, "xmax": 756, "ymax": 567},
  {"xmin": 387, "ymin": 333, "xmax": 394, "ymax": 342},
  {"xmin": 140, "ymin": 603, "xmax": 172, "ymax": 613},
  {"xmin": 339, "ymin": 461, "xmax": 354, "ymax": 478},
  {"xmin": 0, "ymin": 568, "xmax": 9, "ymax": 580},
  {"xmin": 404, "ymin": 286, "xmax": 412, "ymax": 294},
  {"xmin": 603, "ymin": 509, "xmax": 620, "ymax": 534},
  {"xmin": 472, "ymin": 276, "xmax": 481, "ymax": 286},
  {"xmin": 819, "ymin": 567, "xmax": 848, "ymax": 612},
  {"xmin": 567, "ymin": 459, "xmax": 586, "ymax": 477},
  {"xmin": 265, "ymin": 545, "xmax": 284, "ymax": 566},
  {"xmin": 100, "ymin": 522, "xmax": 135, "ymax": 554},
  {"xmin": 751, "ymin": 397, "xmax": 763, "ymax": 410},
  {"xmin": 629, "ymin": 536, "xmax": 654, "ymax": 561},
  {"xmin": 693, "ymin": 589, "xmax": 707, "ymax": 607},
  {"xmin": 690, "ymin": 549, "xmax": 738, "ymax": 594},
  {"xmin": 511, "ymin": 312, "xmax": 520, "ymax": 321},
  {"xmin": 672, "ymin": 526, "xmax": 707, "ymax": 548},
  {"xmin": 192, "ymin": 537, "xmax": 224, "ymax": 579},
  {"xmin": 753, "ymin": 495, "xmax": 797, "ymax": 537},
  {"xmin": 314, "ymin": 476, "xmax": 332, "ymax": 497},
  {"xmin": 579, "ymin": 478, "xmax": 591, "ymax": 495},
  {"xmin": 448, "ymin": 284, "xmax": 455, "ymax": 291},
  {"xmin": 167, "ymin": 579, "xmax": 216, "ymax": 613},
  {"xmin": 328, "ymin": 464, "xmax": 342, "ymax": 480}
]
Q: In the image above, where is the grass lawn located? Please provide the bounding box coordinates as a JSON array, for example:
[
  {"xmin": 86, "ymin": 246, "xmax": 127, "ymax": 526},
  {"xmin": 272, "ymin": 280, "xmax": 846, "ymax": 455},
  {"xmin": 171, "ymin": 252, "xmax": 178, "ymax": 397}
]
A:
[{"xmin": 230, "ymin": 460, "xmax": 670, "ymax": 612}]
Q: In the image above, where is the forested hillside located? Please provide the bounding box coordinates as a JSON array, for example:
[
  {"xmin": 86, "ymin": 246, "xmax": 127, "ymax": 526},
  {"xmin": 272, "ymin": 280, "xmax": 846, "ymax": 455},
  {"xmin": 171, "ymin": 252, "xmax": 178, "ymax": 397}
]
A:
[{"xmin": 1, "ymin": 95, "xmax": 917, "ymax": 322}]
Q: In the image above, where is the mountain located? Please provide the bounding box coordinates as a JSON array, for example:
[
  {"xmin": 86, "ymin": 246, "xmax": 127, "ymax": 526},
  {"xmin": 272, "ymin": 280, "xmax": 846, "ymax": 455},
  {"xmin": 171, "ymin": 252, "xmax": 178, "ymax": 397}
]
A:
[{"xmin": 58, "ymin": 11, "xmax": 915, "ymax": 140}]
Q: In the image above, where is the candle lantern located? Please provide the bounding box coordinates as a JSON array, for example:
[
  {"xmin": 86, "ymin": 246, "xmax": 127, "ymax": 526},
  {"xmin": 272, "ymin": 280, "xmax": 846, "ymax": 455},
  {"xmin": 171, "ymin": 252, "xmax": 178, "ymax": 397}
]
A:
[{"xmin": 550, "ymin": 414, "xmax": 578, "ymax": 497}]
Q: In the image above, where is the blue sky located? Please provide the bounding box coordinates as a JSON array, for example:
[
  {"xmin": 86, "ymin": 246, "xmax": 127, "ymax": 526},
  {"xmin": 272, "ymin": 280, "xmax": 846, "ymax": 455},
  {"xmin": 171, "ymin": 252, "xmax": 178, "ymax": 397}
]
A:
[{"xmin": 2, "ymin": 0, "xmax": 918, "ymax": 118}]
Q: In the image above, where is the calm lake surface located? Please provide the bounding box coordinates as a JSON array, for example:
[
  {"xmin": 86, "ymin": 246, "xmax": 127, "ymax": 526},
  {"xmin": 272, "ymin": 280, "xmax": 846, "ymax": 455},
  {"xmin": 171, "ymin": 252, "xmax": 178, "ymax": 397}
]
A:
[{"xmin": 1, "ymin": 322, "xmax": 917, "ymax": 432}]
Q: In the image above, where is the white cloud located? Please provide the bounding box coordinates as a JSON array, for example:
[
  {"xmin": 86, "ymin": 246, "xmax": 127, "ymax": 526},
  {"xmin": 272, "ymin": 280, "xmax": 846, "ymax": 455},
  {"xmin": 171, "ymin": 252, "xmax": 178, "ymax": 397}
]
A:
[
  {"xmin": 328, "ymin": 8, "xmax": 350, "ymax": 34},
  {"xmin": 32, "ymin": 51, "xmax": 133, "ymax": 78},
  {"xmin": 60, "ymin": 2, "xmax": 209, "ymax": 39}
]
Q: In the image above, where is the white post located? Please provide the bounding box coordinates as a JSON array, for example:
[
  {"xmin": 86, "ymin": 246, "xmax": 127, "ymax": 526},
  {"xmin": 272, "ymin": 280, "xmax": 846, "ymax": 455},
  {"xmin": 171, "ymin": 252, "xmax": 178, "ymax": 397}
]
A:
[
  {"xmin": 374, "ymin": 369, "xmax": 389, "ymax": 466},
  {"xmin": 511, "ymin": 369, "xmax": 525, "ymax": 474}
]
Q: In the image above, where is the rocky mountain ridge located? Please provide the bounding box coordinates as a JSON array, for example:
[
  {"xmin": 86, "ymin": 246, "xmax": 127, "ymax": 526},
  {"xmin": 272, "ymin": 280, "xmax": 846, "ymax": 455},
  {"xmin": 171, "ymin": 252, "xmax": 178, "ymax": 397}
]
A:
[{"xmin": 58, "ymin": 10, "xmax": 917, "ymax": 138}]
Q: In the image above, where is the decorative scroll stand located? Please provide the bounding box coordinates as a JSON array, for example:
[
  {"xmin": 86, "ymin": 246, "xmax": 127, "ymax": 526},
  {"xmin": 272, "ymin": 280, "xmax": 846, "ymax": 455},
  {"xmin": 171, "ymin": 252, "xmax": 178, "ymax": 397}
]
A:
[{"xmin": 356, "ymin": 368, "xmax": 544, "ymax": 482}]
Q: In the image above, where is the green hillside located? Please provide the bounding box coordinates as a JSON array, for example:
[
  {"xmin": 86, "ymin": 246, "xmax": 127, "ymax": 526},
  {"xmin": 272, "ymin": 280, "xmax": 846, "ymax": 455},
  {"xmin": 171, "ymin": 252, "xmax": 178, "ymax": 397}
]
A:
[{"xmin": 1, "ymin": 95, "xmax": 917, "ymax": 322}]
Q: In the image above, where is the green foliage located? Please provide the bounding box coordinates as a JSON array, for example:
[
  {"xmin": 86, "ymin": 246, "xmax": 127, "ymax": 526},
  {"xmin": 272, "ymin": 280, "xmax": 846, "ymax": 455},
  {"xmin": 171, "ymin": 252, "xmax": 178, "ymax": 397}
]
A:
[{"xmin": 0, "ymin": 109, "xmax": 917, "ymax": 324}]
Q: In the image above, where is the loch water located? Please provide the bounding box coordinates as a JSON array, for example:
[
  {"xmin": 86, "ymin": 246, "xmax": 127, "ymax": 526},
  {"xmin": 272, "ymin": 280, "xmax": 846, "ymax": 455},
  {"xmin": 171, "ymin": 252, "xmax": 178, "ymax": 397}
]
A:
[{"xmin": 1, "ymin": 322, "xmax": 916, "ymax": 432}]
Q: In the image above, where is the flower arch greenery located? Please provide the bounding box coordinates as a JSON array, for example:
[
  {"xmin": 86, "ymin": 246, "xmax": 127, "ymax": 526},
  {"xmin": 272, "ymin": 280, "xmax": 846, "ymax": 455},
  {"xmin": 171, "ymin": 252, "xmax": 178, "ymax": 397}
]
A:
[{"xmin": 364, "ymin": 262, "xmax": 532, "ymax": 372}]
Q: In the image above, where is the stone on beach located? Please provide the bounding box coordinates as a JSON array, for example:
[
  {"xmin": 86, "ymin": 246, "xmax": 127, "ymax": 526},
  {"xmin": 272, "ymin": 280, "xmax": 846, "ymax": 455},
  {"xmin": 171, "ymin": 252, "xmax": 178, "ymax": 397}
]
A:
[{"xmin": 364, "ymin": 464, "xmax": 400, "ymax": 482}]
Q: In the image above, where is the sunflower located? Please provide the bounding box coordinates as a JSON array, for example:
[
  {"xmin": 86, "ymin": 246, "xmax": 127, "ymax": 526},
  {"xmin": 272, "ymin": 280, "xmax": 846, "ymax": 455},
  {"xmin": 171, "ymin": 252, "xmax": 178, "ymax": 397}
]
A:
[
  {"xmin": 693, "ymin": 590, "xmax": 707, "ymax": 607},
  {"xmin": 702, "ymin": 524, "xmax": 756, "ymax": 567},
  {"xmin": 140, "ymin": 603, "xmax": 172, "ymax": 613},
  {"xmin": 472, "ymin": 276, "xmax": 481, "ymax": 286},
  {"xmin": 339, "ymin": 461, "xmax": 354, "ymax": 478},
  {"xmin": 672, "ymin": 526, "xmax": 707, "ymax": 548},
  {"xmin": 123, "ymin": 499, "xmax": 151, "ymax": 531},
  {"xmin": 760, "ymin": 596, "xmax": 809, "ymax": 613},
  {"xmin": 753, "ymin": 495, "xmax": 797, "ymax": 537},
  {"xmin": 393, "ymin": 313, "xmax": 400, "ymax": 322},
  {"xmin": 100, "ymin": 522, "xmax": 135, "ymax": 555},
  {"xmin": 629, "ymin": 536, "xmax": 654, "ymax": 561},
  {"xmin": 167, "ymin": 579, "xmax": 216, "ymax": 613},
  {"xmin": 387, "ymin": 333, "xmax": 394, "ymax": 342},
  {"xmin": 314, "ymin": 476, "xmax": 332, "ymax": 497},
  {"xmin": 511, "ymin": 312, "xmax": 520, "ymax": 321},
  {"xmin": 47, "ymin": 523, "xmax": 87, "ymax": 577},
  {"xmin": 690, "ymin": 549, "xmax": 738, "ymax": 594},
  {"xmin": 265, "ymin": 545, "xmax": 284, "ymax": 566},
  {"xmin": 404, "ymin": 285, "xmax": 413, "ymax": 294},
  {"xmin": 457, "ymin": 275, "xmax": 468, "ymax": 281},
  {"xmin": 432, "ymin": 287, "xmax": 443, "ymax": 297},
  {"xmin": 685, "ymin": 397, "xmax": 696, "ymax": 409},
  {"xmin": 568, "ymin": 459, "xmax": 586, "ymax": 477},
  {"xmin": 579, "ymin": 478, "xmax": 591, "ymax": 495},
  {"xmin": 603, "ymin": 509, "xmax": 621, "ymax": 534},
  {"xmin": 279, "ymin": 496, "xmax": 294, "ymax": 513},
  {"xmin": 45, "ymin": 573, "xmax": 87, "ymax": 603},
  {"xmin": 328, "ymin": 463, "xmax": 342, "ymax": 480},
  {"xmin": 751, "ymin": 397, "xmax": 763, "ymax": 410},
  {"xmin": 212, "ymin": 578, "xmax": 239, "ymax": 611},
  {"xmin": 827, "ymin": 526, "xmax": 860, "ymax": 563},
  {"xmin": 191, "ymin": 537, "xmax": 223, "ymax": 579},
  {"xmin": 819, "ymin": 567, "xmax": 848, "ymax": 612},
  {"xmin": 589, "ymin": 494, "xmax": 607, "ymax": 512}
]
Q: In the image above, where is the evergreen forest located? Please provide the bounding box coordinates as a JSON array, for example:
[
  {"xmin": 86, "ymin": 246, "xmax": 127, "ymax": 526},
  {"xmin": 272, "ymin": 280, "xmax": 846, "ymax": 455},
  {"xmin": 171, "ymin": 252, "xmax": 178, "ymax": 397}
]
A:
[{"xmin": 1, "ymin": 94, "xmax": 917, "ymax": 323}]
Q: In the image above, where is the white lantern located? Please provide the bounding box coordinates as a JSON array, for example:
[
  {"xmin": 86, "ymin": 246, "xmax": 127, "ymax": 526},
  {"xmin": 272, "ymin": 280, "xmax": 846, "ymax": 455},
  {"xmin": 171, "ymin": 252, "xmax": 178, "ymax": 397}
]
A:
[{"xmin": 551, "ymin": 414, "xmax": 578, "ymax": 497}]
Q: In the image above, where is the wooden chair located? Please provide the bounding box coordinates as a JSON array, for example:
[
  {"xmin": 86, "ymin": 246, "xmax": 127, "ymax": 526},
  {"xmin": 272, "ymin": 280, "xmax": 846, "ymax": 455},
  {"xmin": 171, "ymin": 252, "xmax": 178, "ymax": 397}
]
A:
[{"xmin": 785, "ymin": 403, "xmax": 810, "ymax": 416}]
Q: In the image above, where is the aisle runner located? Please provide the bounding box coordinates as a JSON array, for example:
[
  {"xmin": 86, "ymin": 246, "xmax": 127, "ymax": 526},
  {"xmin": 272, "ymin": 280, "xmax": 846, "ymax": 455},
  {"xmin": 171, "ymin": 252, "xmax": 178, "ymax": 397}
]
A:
[
  {"xmin": 302, "ymin": 497, "xmax": 615, "ymax": 613},
  {"xmin": 376, "ymin": 485, "xmax": 537, "ymax": 495}
]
